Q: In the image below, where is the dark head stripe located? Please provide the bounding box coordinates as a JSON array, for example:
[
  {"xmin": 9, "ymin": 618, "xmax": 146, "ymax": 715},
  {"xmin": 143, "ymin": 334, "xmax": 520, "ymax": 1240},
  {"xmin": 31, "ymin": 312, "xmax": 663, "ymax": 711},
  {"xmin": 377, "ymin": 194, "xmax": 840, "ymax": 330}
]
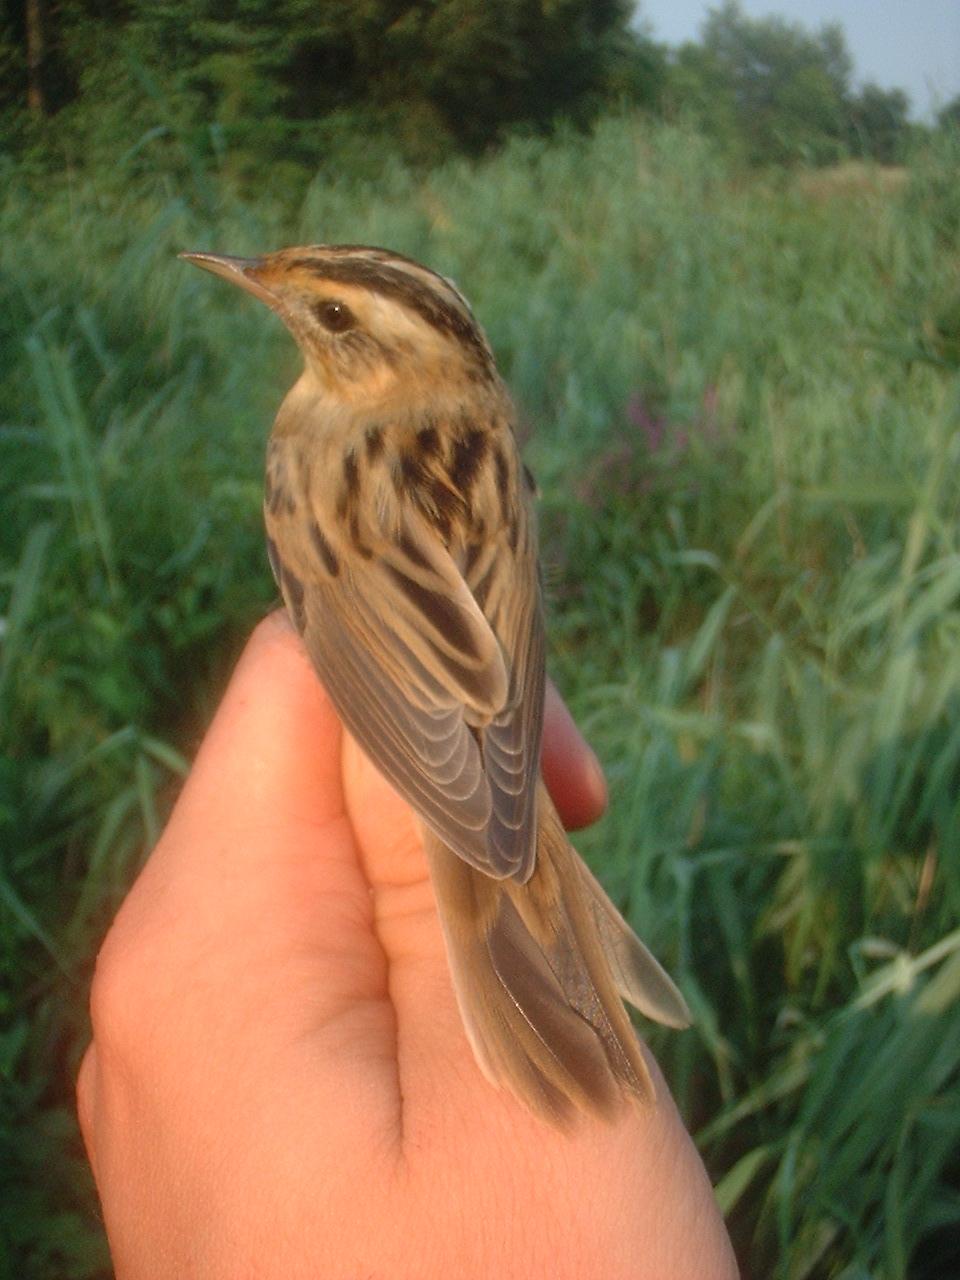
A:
[
  {"xmin": 314, "ymin": 245, "xmax": 471, "ymax": 310},
  {"xmin": 288, "ymin": 253, "xmax": 491, "ymax": 367}
]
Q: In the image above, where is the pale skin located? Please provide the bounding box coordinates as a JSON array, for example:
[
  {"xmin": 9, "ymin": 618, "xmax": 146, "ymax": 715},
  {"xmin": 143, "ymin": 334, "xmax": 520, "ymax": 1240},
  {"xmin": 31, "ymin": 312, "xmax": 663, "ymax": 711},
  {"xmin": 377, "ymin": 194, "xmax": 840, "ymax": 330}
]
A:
[{"xmin": 77, "ymin": 613, "xmax": 739, "ymax": 1280}]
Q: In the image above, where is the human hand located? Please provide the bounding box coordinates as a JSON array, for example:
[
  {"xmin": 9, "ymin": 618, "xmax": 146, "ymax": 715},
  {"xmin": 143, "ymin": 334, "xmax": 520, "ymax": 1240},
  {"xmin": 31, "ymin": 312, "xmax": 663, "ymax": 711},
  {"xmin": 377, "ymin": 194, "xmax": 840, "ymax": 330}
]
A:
[{"xmin": 78, "ymin": 613, "xmax": 738, "ymax": 1279}]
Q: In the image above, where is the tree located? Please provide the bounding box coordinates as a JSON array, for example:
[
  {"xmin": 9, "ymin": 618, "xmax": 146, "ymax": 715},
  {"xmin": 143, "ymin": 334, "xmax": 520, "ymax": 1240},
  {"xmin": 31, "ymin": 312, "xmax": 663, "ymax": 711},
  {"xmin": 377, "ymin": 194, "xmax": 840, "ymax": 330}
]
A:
[
  {"xmin": 939, "ymin": 94, "xmax": 960, "ymax": 132},
  {"xmin": 0, "ymin": 0, "xmax": 667, "ymax": 162},
  {"xmin": 24, "ymin": 0, "xmax": 44, "ymax": 113},
  {"xmin": 668, "ymin": 0, "xmax": 854, "ymax": 166},
  {"xmin": 271, "ymin": 0, "xmax": 664, "ymax": 151},
  {"xmin": 848, "ymin": 83, "xmax": 910, "ymax": 164}
]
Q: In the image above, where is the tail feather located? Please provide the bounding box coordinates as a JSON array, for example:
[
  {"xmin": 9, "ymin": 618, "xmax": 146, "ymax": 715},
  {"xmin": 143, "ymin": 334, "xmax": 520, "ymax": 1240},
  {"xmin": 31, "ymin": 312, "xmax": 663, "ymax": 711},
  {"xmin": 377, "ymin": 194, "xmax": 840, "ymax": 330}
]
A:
[
  {"xmin": 423, "ymin": 782, "xmax": 683, "ymax": 1126},
  {"xmin": 483, "ymin": 892, "xmax": 624, "ymax": 1121},
  {"xmin": 578, "ymin": 859, "xmax": 692, "ymax": 1029}
]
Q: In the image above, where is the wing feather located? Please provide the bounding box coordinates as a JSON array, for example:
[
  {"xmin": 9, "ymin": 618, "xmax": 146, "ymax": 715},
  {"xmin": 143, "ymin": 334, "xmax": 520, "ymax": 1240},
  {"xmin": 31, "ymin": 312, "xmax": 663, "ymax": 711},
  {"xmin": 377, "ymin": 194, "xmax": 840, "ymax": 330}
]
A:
[
  {"xmin": 266, "ymin": 435, "xmax": 545, "ymax": 880},
  {"xmin": 465, "ymin": 503, "xmax": 545, "ymax": 880},
  {"xmin": 302, "ymin": 582, "xmax": 495, "ymax": 852}
]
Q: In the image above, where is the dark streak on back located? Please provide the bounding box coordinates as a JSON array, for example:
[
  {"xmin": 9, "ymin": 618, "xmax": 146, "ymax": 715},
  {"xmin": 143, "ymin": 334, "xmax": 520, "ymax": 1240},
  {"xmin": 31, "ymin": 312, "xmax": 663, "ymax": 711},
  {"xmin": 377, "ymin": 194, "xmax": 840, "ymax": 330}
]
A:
[
  {"xmin": 398, "ymin": 450, "xmax": 429, "ymax": 490},
  {"xmin": 365, "ymin": 425, "xmax": 385, "ymax": 460},
  {"xmin": 265, "ymin": 536, "xmax": 282, "ymax": 587},
  {"xmin": 385, "ymin": 564, "xmax": 480, "ymax": 660},
  {"xmin": 337, "ymin": 449, "xmax": 361, "ymax": 519},
  {"xmin": 309, "ymin": 520, "xmax": 340, "ymax": 576},
  {"xmin": 417, "ymin": 424, "xmax": 442, "ymax": 457},
  {"xmin": 471, "ymin": 557, "xmax": 497, "ymax": 612},
  {"xmin": 349, "ymin": 510, "xmax": 373, "ymax": 558},
  {"xmin": 462, "ymin": 541, "xmax": 485, "ymax": 578},
  {"xmin": 449, "ymin": 427, "xmax": 489, "ymax": 494},
  {"xmin": 494, "ymin": 445, "xmax": 511, "ymax": 527},
  {"xmin": 343, "ymin": 450, "xmax": 360, "ymax": 498},
  {"xmin": 397, "ymin": 530, "xmax": 433, "ymax": 571},
  {"xmin": 280, "ymin": 564, "xmax": 306, "ymax": 631},
  {"xmin": 265, "ymin": 463, "xmax": 289, "ymax": 516},
  {"xmin": 428, "ymin": 478, "xmax": 465, "ymax": 541},
  {"xmin": 507, "ymin": 514, "xmax": 520, "ymax": 553}
]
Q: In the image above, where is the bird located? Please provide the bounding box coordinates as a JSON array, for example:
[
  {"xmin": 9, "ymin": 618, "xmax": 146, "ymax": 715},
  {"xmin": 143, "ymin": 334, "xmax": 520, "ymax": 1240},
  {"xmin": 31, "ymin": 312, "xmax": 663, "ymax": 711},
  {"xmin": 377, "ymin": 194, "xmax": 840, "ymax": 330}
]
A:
[{"xmin": 180, "ymin": 244, "xmax": 691, "ymax": 1126}]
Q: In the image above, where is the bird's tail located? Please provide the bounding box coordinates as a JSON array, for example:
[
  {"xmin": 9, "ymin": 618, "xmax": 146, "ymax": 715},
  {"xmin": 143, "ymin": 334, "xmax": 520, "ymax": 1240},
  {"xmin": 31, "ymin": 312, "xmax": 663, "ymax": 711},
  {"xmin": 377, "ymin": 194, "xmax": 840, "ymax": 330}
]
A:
[{"xmin": 422, "ymin": 782, "xmax": 691, "ymax": 1126}]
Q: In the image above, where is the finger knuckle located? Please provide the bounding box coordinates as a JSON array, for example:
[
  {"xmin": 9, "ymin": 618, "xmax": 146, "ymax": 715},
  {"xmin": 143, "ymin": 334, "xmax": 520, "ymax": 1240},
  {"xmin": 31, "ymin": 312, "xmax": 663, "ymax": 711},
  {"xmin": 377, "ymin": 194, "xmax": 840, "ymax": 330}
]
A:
[{"xmin": 87, "ymin": 916, "xmax": 161, "ymax": 1059}]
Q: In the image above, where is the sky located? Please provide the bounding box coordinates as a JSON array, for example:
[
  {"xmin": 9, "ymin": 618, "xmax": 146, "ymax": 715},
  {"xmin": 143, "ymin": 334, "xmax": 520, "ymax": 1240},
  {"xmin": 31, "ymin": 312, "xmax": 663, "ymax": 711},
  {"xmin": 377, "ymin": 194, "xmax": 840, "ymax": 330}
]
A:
[{"xmin": 639, "ymin": 0, "xmax": 960, "ymax": 120}]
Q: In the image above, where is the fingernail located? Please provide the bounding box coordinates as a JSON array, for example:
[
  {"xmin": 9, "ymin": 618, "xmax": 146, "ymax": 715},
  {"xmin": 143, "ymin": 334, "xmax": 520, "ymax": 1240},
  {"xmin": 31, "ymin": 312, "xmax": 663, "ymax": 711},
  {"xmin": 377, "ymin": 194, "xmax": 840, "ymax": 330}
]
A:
[{"xmin": 585, "ymin": 747, "xmax": 608, "ymax": 814}]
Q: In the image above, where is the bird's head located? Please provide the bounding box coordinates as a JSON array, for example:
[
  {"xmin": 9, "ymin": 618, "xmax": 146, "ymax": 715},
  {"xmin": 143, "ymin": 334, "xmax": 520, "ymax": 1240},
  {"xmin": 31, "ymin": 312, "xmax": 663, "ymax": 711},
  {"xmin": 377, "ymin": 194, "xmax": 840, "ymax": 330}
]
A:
[{"xmin": 180, "ymin": 245, "xmax": 497, "ymax": 404}]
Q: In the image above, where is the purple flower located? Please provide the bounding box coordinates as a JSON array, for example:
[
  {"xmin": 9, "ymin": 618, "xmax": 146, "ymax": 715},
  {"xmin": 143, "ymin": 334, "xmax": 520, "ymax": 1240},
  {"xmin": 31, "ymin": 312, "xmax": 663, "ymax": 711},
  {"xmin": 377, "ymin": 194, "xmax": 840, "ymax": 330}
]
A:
[{"xmin": 626, "ymin": 394, "xmax": 667, "ymax": 455}]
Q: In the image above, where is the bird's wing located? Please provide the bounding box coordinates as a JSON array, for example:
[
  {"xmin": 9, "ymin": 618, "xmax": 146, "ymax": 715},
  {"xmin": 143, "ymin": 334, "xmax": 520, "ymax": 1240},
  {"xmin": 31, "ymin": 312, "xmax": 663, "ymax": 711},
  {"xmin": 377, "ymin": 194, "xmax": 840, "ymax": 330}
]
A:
[
  {"xmin": 267, "ymin": 491, "xmax": 542, "ymax": 879},
  {"xmin": 460, "ymin": 493, "xmax": 545, "ymax": 882}
]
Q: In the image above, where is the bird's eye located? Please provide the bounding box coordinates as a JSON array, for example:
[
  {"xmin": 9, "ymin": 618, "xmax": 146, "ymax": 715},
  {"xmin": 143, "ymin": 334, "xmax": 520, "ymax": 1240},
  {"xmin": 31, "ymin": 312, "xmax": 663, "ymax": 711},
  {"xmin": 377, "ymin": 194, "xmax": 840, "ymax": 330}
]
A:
[{"xmin": 314, "ymin": 299, "xmax": 355, "ymax": 333}]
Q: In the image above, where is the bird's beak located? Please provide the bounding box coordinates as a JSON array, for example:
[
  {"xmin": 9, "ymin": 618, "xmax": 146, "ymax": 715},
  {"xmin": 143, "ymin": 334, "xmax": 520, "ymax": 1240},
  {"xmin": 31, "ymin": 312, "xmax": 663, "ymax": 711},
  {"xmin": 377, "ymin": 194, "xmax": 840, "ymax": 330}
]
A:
[{"xmin": 178, "ymin": 252, "xmax": 279, "ymax": 309}]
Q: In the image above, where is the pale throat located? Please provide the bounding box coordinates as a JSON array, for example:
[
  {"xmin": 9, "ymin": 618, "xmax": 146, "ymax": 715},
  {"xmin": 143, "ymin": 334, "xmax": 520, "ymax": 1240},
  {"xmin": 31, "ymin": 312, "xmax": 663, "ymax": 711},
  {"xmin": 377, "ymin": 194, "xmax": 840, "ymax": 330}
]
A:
[
  {"xmin": 275, "ymin": 347, "xmax": 482, "ymax": 440},
  {"xmin": 271, "ymin": 364, "xmax": 396, "ymax": 433}
]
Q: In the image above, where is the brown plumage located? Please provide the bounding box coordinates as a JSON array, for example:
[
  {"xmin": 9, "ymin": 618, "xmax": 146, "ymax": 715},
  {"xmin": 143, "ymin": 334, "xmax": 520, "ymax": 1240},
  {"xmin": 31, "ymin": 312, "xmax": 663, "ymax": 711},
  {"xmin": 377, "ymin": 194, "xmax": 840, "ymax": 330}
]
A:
[{"xmin": 181, "ymin": 244, "xmax": 690, "ymax": 1126}]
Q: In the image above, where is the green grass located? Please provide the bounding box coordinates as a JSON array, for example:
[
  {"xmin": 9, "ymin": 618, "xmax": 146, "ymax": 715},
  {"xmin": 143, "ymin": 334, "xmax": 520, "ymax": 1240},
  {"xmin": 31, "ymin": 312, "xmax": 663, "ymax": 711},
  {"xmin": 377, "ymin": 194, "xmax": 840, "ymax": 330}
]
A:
[{"xmin": 2, "ymin": 116, "xmax": 959, "ymax": 1278}]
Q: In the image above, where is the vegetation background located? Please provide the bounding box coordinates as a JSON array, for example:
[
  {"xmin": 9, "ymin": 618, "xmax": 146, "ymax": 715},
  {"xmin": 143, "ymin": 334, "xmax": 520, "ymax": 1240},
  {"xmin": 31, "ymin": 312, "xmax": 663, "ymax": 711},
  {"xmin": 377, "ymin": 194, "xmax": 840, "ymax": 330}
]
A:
[{"xmin": 2, "ymin": 2, "xmax": 960, "ymax": 1276}]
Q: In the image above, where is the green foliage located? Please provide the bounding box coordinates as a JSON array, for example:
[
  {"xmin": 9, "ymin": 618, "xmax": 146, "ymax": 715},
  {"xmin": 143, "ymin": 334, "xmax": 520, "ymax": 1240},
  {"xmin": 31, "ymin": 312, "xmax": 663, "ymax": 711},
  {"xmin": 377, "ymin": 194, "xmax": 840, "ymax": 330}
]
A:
[
  {"xmin": 3, "ymin": 0, "xmax": 922, "ymax": 177},
  {"xmin": 664, "ymin": 0, "xmax": 910, "ymax": 169},
  {"xmin": 938, "ymin": 94, "xmax": 960, "ymax": 132},
  {"xmin": 0, "ymin": 0, "xmax": 664, "ymax": 167},
  {"xmin": 707, "ymin": 0, "xmax": 850, "ymax": 163},
  {"xmin": 848, "ymin": 84, "xmax": 911, "ymax": 165},
  {"xmin": 3, "ymin": 116, "xmax": 960, "ymax": 1277}
]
